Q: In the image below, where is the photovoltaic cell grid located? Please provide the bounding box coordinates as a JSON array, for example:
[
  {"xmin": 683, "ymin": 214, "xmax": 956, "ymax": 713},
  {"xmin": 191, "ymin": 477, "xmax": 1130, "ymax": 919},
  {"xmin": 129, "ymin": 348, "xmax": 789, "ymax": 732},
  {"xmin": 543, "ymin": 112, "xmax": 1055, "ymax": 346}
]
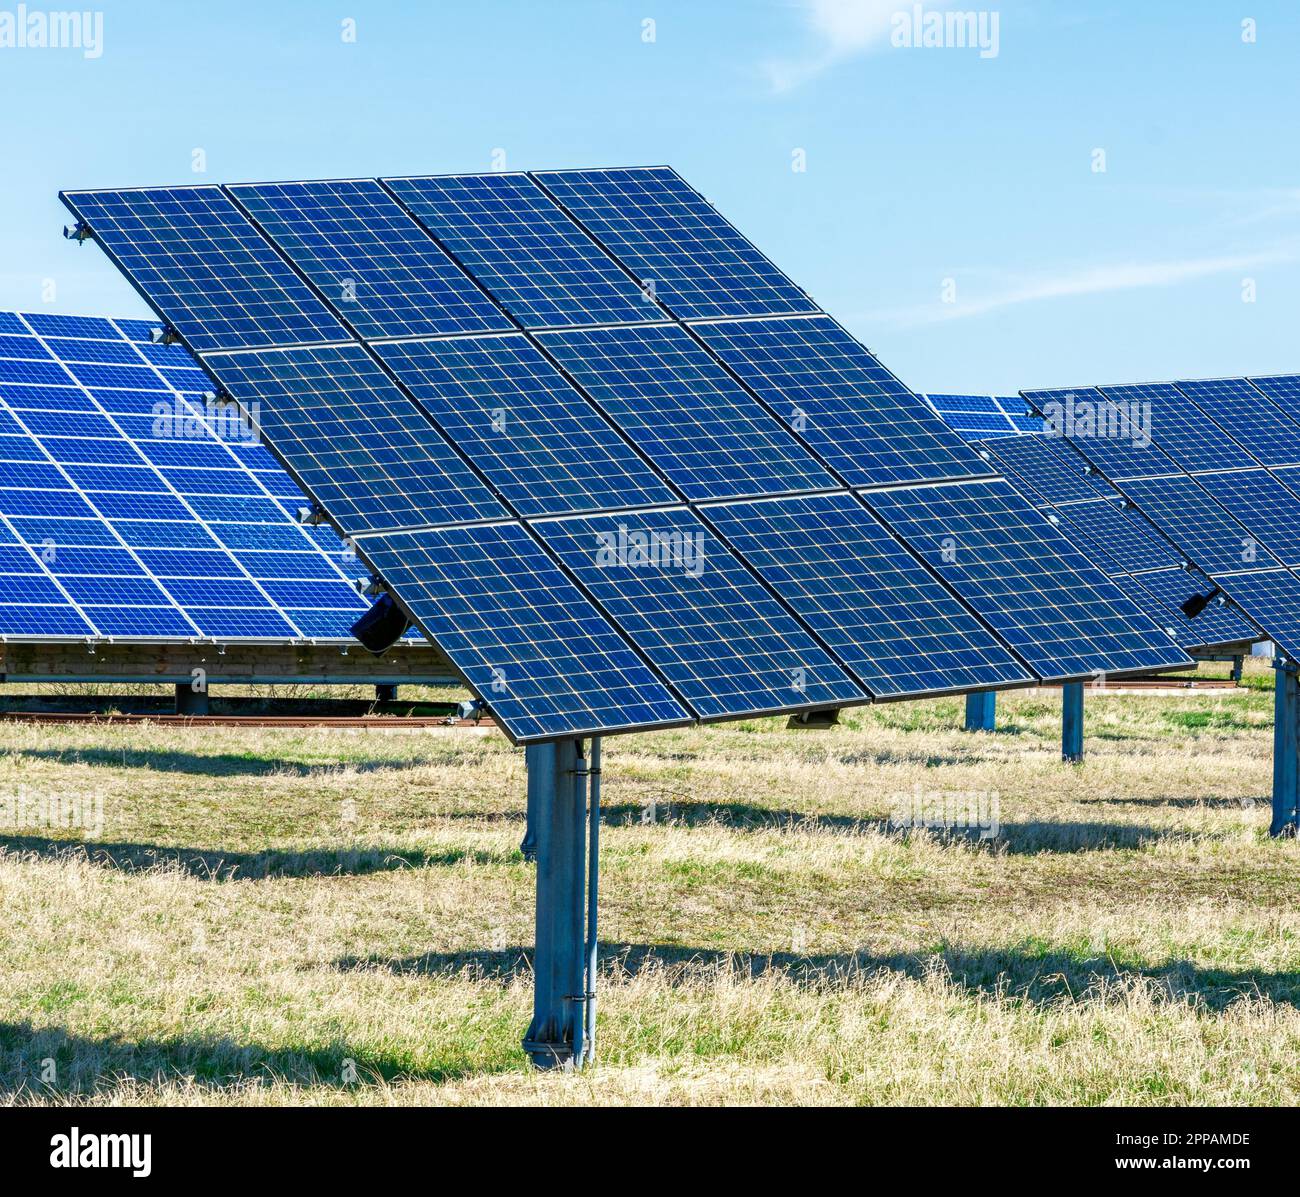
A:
[
  {"xmin": 0, "ymin": 312, "xmax": 373, "ymax": 639},
  {"xmin": 535, "ymin": 323, "xmax": 837, "ymax": 501},
  {"xmin": 702, "ymin": 492, "xmax": 1031, "ymax": 696},
  {"xmin": 533, "ymin": 166, "xmax": 819, "ymax": 322},
  {"xmin": 924, "ymin": 394, "xmax": 1039, "ymax": 438},
  {"xmin": 373, "ymin": 334, "xmax": 677, "ymax": 517},
  {"xmin": 67, "ymin": 188, "xmax": 349, "ymax": 353},
  {"xmin": 970, "ymin": 433, "xmax": 1258, "ymax": 650},
  {"xmin": 695, "ymin": 317, "xmax": 995, "ymax": 488},
  {"xmin": 228, "ymin": 179, "xmax": 514, "ymax": 341},
  {"xmin": 1015, "ymin": 377, "xmax": 1300, "ymax": 658},
  {"xmin": 62, "ymin": 168, "xmax": 1193, "ymax": 738},
  {"xmin": 862, "ymin": 480, "xmax": 1194, "ymax": 680},
  {"xmin": 386, "ymin": 173, "xmax": 659, "ymax": 330}
]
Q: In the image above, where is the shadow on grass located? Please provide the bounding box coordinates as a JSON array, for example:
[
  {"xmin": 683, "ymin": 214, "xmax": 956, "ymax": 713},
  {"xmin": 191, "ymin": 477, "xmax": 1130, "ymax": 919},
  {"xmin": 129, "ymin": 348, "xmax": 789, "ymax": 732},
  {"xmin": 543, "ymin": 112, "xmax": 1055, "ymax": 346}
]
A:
[
  {"xmin": 598, "ymin": 802, "xmax": 1214, "ymax": 854},
  {"xmin": 335, "ymin": 942, "xmax": 1300, "ymax": 1013},
  {"xmin": 0, "ymin": 835, "xmax": 514, "ymax": 879},
  {"xmin": 0, "ymin": 1020, "xmax": 493, "ymax": 1098},
  {"xmin": 3, "ymin": 746, "xmax": 462, "ymax": 779}
]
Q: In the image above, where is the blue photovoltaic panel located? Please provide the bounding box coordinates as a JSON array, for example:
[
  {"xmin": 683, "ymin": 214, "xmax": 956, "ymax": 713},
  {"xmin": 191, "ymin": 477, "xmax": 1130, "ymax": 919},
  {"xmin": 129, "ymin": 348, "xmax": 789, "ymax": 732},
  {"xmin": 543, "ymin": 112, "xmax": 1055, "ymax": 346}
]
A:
[
  {"xmin": 1174, "ymin": 378, "xmax": 1300, "ymax": 468},
  {"xmin": 359, "ymin": 521, "xmax": 691, "ymax": 741},
  {"xmin": 1247, "ymin": 375, "xmax": 1300, "ymax": 420},
  {"xmin": 228, "ymin": 179, "xmax": 514, "ymax": 341},
  {"xmin": 384, "ymin": 173, "xmax": 657, "ymax": 329},
  {"xmin": 926, "ymin": 394, "xmax": 1005, "ymax": 415},
  {"xmin": 862, "ymin": 480, "xmax": 1190, "ymax": 680},
  {"xmin": 373, "ymin": 334, "xmax": 676, "ymax": 517},
  {"xmin": 1112, "ymin": 474, "xmax": 1280, "ymax": 575},
  {"xmin": 536, "ymin": 323, "xmax": 837, "ymax": 501},
  {"xmin": 0, "ymin": 311, "xmax": 376, "ymax": 639},
  {"xmin": 695, "ymin": 316, "xmax": 991, "ymax": 487},
  {"xmin": 702, "ymin": 492, "xmax": 1032, "ymax": 697},
  {"xmin": 976, "ymin": 434, "xmax": 1103, "ymax": 506},
  {"xmin": 63, "ymin": 188, "xmax": 350, "ymax": 352},
  {"xmin": 534, "ymin": 507, "xmax": 866, "ymax": 719},
  {"xmin": 209, "ymin": 343, "xmax": 508, "ymax": 534},
  {"xmin": 1021, "ymin": 386, "xmax": 1184, "ymax": 481},
  {"xmin": 1045, "ymin": 498, "xmax": 1183, "ymax": 575},
  {"xmin": 1192, "ymin": 470, "xmax": 1300, "ymax": 567},
  {"xmin": 1133, "ymin": 568, "xmax": 1259, "ymax": 649},
  {"xmin": 1098, "ymin": 383, "xmax": 1244, "ymax": 474},
  {"xmin": 1215, "ymin": 570, "xmax": 1300, "ymax": 662},
  {"xmin": 533, "ymin": 167, "xmax": 818, "ymax": 321}
]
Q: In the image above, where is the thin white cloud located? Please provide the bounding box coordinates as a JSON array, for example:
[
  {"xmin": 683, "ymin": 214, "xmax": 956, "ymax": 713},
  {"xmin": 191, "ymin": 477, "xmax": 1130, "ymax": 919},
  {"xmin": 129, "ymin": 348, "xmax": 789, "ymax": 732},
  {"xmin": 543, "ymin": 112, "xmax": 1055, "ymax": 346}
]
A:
[
  {"xmin": 764, "ymin": 0, "xmax": 903, "ymax": 93},
  {"xmin": 858, "ymin": 246, "xmax": 1300, "ymax": 328}
]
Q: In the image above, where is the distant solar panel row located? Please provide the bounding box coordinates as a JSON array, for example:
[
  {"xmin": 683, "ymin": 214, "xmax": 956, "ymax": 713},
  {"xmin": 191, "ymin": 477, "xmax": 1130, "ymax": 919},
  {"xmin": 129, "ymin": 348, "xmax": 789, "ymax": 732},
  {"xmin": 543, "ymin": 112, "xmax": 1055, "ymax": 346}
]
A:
[
  {"xmin": 0, "ymin": 311, "xmax": 372, "ymax": 639},
  {"xmin": 972, "ymin": 432, "xmax": 1257, "ymax": 651},
  {"xmin": 924, "ymin": 394, "xmax": 1042, "ymax": 437},
  {"xmin": 63, "ymin": 167, "xmax": 1191, "ymax": 740},
  {"xmin": 1017, "ymin": 377, "xmax": 1300, "ymax": 660}
]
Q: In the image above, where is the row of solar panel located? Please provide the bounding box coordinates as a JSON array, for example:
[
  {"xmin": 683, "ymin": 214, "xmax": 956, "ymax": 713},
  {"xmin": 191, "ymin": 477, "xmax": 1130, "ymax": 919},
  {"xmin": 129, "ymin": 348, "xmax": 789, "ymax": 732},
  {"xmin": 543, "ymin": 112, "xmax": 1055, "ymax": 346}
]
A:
[
  {"xmin": 924, "ymin": 393, "xmax": 1042, "ymax": 438},
  {"xmin": 63, "ymin": 168, "xmax": 1192, "ymax": 741},
  {"xmin": 0, "ymin": 311, "xmax": 374, "ymax": 639},
  {"xmin": 1017, "ymin": 379, "xmax": 1300, "ymax": 662},
  {"xmin": 972, "ymin": 434, "xmax": 1258, "ymax": 651}
]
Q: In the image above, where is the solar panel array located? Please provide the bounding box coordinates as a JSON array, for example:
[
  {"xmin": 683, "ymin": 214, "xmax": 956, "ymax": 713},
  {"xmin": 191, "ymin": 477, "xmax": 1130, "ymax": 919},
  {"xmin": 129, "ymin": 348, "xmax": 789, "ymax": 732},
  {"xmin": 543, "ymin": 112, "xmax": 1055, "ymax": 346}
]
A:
[
  {"xmin": 0, "ymin": 310, "xmax": 373, "ymax": 640},
  {"xmin": 62, "ymin": 168, "xmax": 1190, "ymax": 742},
  {"xmin": 972, "ymin": 432, "xmax": 1257, "ymax": 651},
  {"xmin": 1016, "ymin": 378, "xmax": 1300, "ymax": 661}
]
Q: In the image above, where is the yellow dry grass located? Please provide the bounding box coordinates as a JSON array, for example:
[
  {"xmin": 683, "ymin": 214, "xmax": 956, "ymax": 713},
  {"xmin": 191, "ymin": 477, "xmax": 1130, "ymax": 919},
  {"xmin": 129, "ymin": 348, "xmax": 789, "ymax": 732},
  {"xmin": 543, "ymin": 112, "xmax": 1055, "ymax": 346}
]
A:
[{"xmin": 1, "ymin": 663, "xmax": 1297, "ymax": 1106}]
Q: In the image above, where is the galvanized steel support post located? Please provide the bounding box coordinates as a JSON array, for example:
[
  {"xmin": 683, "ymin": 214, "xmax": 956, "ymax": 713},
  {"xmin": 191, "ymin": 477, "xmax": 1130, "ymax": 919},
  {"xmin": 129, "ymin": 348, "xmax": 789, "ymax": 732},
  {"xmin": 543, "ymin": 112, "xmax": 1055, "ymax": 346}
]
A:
[
  {"xmin": 1271, "ymin": 662, "xmax": 1300, "ymax": 837},
  {"xmin": 1062, "ymin": 681, "xmax": 1085, "ymax": 764},
  {"xmin": 522, "ymin": 738, "xmax": 599, "ymax": 1069},
  {"xmin": 964, "ymin": 691, "xmax": 996, "ymax": 732}
]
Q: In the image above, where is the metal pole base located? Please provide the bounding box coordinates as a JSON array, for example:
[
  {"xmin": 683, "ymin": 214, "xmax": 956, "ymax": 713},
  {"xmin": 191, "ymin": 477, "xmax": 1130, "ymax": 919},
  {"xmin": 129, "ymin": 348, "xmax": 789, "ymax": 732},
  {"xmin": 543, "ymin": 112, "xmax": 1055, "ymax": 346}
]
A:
[
  {"xmin": 1062, "ymin": 681, "xmax": 1084, "ymax": 764},
  {"xmin": 963, "ymin": 691, "xmax": 996, "ymax": 732},
  {"xmin": 1271, "ymin": 662, "xmax": 1299, "ymax": 837},
  {"xmin": 523, "ymin": 739, "xmax": 599, "ymax": 1069},
  {"xmin": 787, "ymin": 708, "xmax": 840, "ymax": 729}
]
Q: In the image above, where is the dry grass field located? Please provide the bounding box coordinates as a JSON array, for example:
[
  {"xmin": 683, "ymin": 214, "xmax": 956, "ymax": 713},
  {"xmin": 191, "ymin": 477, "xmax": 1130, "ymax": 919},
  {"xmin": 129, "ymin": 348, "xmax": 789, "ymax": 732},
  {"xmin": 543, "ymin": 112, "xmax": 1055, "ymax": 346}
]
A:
[{"xmin": 2, "ymin": 662, "xmax": 1298, "ymax": 1106}]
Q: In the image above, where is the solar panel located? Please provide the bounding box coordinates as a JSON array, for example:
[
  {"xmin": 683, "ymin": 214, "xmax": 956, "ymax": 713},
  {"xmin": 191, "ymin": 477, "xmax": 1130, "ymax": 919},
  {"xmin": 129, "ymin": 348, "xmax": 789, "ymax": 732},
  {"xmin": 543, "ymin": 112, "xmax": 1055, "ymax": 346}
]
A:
[
  {"xmin": 976, "ymin": 435, "xmax": 1106, "ymax": 506},
  {"xmin": 0, "ymin": 311, "xmax": 375, "ymax": 640},
  {"xmin": 1132, "ymin": 567, "xmax": 1258, "ymax": 648},
  {"xmin": 228, "ymin": 179, "xmax": 514, "ymax": 340},
  {"xmin": 63, "ymin": 169, "xmax": 1196, "ymax": 739},
  {"xmin": 1021, "ymin": 386, "xmax": 1184, "ymax": 481},
  {"xmin": 1248, "ymin": 375, "xmax": 1300, "ymax": 419},
  {"xmin": 1045, "ymin": 498, "xmax": 1184, "ymax": 574},
  {"xmin": 701, "ymin": 492, "xmax": 1032, "ymax": 697},
  {"xmin": 1214, "ymin": 569, "xmax": 1300, "ymax": 663},
  {"xmin": 1174, "ymin": 378, "xmax": 1300, "ymax": 468},
  {"xmin": 66, "ymin": 188, "xmax": 350, "ymax": 352},
  {"xmin": 533, "ymin": 507, "xmax": 867, "ymax": 719},
  {"xmin": 373, "ymin": 334, "xmax": 676, "ymax": 517},
  {"xmin": 359, "ymin": 521, "xmax": 691, "ymax": 740},
  {"xmin": 384, "ymin": 173, "xmax": 658, "ymax": 329},
  {"xmin": 1097, "ymin": 382, "xmax": 1244, "ymax": 474},
  {"xmin": 535, "ymin": 323, "xmax": 837, "ymax": 501},
  {"xmin": 1192, "ymin": 470, "xmax": 1300, "ymax": 567},
  {"xmin": 862, "ymin": 480, "xmax": 1188, "ymax": 680},
  {"xmin": 695, "ymin": 316, "xmax": 993, "ymax": 488},
  {"xmin": 533, "ymin": 167, "xmax": 818, "ymax": 321},
  {"xmin": 207, "ymin": 343, "xmax": 508, "ymax": 534},
  {"xmin": 1111, "ymin": 474, "xmax": 1280, "ymax": 575}
]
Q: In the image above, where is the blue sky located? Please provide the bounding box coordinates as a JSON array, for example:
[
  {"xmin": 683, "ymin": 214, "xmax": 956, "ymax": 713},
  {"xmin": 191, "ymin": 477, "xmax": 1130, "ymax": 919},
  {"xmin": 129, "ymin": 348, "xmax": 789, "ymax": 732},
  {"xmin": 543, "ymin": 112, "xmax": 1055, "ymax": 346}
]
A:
[{"xmin": 2, "ymin": 0, "xmax": 1296, "ymax": 393}]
